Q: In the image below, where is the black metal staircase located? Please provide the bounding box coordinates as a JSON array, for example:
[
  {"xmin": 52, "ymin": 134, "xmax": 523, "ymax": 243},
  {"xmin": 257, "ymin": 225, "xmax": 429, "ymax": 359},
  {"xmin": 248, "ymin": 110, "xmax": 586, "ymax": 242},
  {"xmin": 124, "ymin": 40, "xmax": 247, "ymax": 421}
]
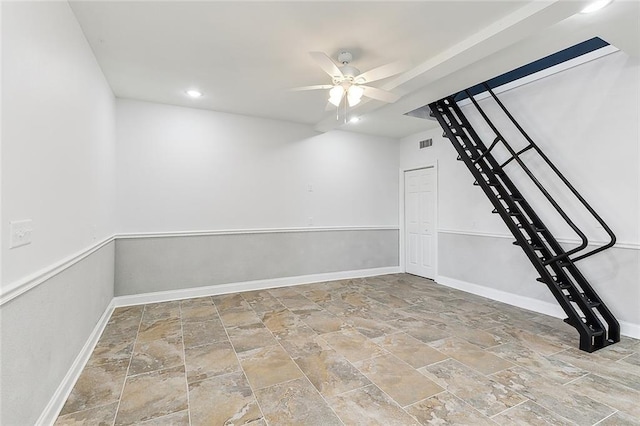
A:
[{"xmin": 429, "ymin": 84, "xmax": 620, "ymax": 352}]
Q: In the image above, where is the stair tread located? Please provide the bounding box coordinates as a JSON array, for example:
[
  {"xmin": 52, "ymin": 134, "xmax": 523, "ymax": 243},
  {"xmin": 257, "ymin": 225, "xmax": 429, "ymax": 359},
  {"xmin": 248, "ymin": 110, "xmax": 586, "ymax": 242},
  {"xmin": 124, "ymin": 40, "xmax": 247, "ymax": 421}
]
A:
[
  {"xmin": 473, "ymin": 180, "xmax": 499, "ymax": 186},
  {"xmin": 517, "ymin": 223, "xmax": 546, "ymax": 232},
  {"xmin": 536, "ymin": 277, "xmax": 571, "ymax": 289},
  {"xmin": 513, "ymin": 240, "xmax": 544, "ymax": 250},
  {"xmin": 563, "ymin": 318, "xmax": 605, "ymax": 336},
  {"xmin": 497, "ymin": 195, "xmax": 523, "ymax": 202},
  {"xmin": 492, "ymin": 208, "xmax": 520, "ymax": 216},
  {"xmin": 567, "ymin": 293, "xmax": 601, "ymax": 307}
]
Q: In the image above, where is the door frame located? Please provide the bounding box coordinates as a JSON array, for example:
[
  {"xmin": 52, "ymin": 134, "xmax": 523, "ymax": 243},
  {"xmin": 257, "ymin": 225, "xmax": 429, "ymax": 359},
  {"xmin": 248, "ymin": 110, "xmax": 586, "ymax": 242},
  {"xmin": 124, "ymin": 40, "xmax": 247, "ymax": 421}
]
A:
[{"xmin": 399, "ymin": 162, "xmax": 439, "ymax": 277}]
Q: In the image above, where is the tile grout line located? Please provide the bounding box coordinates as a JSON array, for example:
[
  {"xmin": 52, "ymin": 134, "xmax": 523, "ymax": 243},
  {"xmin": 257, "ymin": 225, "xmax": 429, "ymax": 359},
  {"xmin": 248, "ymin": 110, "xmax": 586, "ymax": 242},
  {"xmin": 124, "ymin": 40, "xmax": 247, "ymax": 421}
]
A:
[
  {"xmin": 319, "ymin": 329, "xmax": 433, "ymax": 423},
  {"xmin": 111, "ymin": 306, "xmax": 145, "ymax": 426},
  {"xmin": 400, "ymin": 388, "xmax": 450, "ymax": 425},
  {"xmin": 318, "ymin": 339, "xmax": 406, "ymax": 423},
  {"xmin": 311, "ymin": 279, "xmax": 491, "ymax": 418},
  {"xmin": 60, "ymin": 275, "xmax": 640, "ymax": 425},
  {"xmin": 547, "ymin": 347, "xmax": 571, "ymax": 358},
  {"xmin": 401, "ymin": 388, "xmax": 448, "ymax": 409},
  {"xmin": 592, "ymin": 410, "xmax": 620, "ymax": 426},
  {"xmin": 252, "ymin": 295, "xmax": 348, "ymax": 425},
  {"xmin": 488, "ymin": 398, "xmax": 528, "ymax": 419},
  {"xmin": 488, "ymin": 366, "xmax": 611, "ymax": 425},
  {"xmin": 173, "ymin": 319, "xmax": 224, "ymax": 351},
  {"xmin": 561, "ymin": 372, "xmax": 590, "ymax": 387},
  {"xmin": 245, "ymin": 288, "xmax": 353, "ymax": 425},
  {"xmin": 614, "ymin": 351, "xmax": 636, "ymax": 363},
  {"xmin": 445, "ymin": 391, "xmax": 501, "ymax": 424},
  {"xmin": 420, "ymin": 360, "xmax": 527, "ymax": 421},
  {"xmin": 558, "ymin": 371, "xmax": 634, "ymax": 422},
  {"xmin": 178, "ymin": 300, "xmax": 192, "ymax": 426},
  {"xmin": 57, "ymin": 401, "xmax": 118, "ymax": 420},
  {"xmin": 295, "ymin": 375, "xmax": 346, "ymax": 426},
  {"xmin": 425, "ymin": 338, "xmax": 512, "ymax": 379},
  {"xmin": 213, "ymin": 296, "xmax": 269, "ymax": 425}
]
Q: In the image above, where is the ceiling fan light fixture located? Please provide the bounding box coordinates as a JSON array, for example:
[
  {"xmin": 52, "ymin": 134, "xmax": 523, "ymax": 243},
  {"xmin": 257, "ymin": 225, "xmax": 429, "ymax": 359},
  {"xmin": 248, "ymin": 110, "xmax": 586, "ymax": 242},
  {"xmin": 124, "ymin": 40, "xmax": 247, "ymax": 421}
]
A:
[
  {"xmin": 347, "ymin": 85, "xmax": 364, "ymax": 107},
  {"xmin": 329, "ymin": 85, "xmax": 344, "ymax": 106},
  {"xmin": 297, "ymin": 51, "xmax": 408, "ymax": 119}
]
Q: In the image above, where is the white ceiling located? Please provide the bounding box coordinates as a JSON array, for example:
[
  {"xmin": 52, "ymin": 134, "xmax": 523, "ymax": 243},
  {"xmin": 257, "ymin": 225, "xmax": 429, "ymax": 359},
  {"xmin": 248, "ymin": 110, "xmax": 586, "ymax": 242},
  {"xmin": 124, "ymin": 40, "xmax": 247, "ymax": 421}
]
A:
[{"xmin": 69, "ymin": 1, "xmax": 639, "ymax": 139}]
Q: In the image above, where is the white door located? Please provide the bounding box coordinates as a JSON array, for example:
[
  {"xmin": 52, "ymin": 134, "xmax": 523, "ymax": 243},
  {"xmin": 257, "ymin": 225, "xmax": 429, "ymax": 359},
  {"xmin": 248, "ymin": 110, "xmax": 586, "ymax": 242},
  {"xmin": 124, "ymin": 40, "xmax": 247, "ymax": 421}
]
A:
[{"xmin": 405, "ymin": 167, "xmax": 436, "ymax": 279}]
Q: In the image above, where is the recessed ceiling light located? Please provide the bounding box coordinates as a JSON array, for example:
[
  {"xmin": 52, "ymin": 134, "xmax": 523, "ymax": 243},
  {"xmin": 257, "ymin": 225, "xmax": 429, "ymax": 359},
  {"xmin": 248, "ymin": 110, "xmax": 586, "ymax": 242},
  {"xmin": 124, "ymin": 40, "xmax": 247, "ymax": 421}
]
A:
[
  {"xmin": 580, "ymin": 0, "xmax": 613, "ymax": 14},
  {"xmin": 186, "ymin": 89, "xmax": 203, "ymax": 98},
  {"xmin": 349, "ymin": 117, "xmax": 360, "ymax": 123}
]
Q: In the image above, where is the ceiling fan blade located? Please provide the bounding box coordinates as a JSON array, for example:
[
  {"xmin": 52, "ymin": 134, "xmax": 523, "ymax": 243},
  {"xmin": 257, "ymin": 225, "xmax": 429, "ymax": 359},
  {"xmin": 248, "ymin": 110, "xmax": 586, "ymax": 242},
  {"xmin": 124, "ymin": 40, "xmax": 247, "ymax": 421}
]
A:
[
  {"xmin": 356, "ymin": 61, "xmax": 408, "ymax": 84},
  {"xmin": 309, "ymin": 52, "xmax": 344, "ymax": 78},
  {"xmin": 361, "ymin": 86, "xmax": 401, "ymax": 103},
  {"xmin": 288, "ymin": 85, "xmax": 334, "ymax": 92}
]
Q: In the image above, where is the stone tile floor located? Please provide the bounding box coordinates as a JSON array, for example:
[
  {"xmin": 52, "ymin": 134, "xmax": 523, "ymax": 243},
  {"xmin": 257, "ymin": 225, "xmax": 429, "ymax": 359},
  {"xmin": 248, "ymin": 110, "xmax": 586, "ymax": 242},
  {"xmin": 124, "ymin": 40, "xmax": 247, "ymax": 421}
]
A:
[{"xmin": 55, "ymin": 274, "xmax": 640, "ymax": 425}]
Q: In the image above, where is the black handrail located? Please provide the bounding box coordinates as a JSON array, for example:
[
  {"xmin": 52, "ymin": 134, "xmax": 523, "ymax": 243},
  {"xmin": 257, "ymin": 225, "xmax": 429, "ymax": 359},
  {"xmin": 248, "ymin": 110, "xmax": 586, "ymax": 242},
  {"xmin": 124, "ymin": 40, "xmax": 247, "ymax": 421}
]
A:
[
  {"xmin": 464, "ymin": 88, "xmax": 590, "ymax": 263},
  {"xmin": 430, "ymin": 93, "xmax": 620, "ymax": 352},
  {"xmin": 483, "ymin": 84, "xmax": 616, "ymax": 263},
  {"xmin": 500, "ymin": 145, "xmax": 534, "ymax": 168},
  {"xmin": 472, "ymin": 136, "xmax": 501, "ymax": 164}
]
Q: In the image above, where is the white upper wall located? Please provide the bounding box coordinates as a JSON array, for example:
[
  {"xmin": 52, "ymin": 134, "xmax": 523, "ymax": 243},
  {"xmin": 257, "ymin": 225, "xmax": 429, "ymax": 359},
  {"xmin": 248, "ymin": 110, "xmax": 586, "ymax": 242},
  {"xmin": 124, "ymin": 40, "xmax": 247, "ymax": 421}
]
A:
[
  {"xmin": 400, "ymin": 51, "xmax": 640, "ymax": 327},
  {"xmin": 116, "ymin": 99, "xmax": 399, "ymax": 233},
  {"xmin": 401, "ymin": 51, "xmax": 640, "ymax": 246},
  {"xmin": 1, "ymin": 2, "xmax": 116, "ymax": 286}
]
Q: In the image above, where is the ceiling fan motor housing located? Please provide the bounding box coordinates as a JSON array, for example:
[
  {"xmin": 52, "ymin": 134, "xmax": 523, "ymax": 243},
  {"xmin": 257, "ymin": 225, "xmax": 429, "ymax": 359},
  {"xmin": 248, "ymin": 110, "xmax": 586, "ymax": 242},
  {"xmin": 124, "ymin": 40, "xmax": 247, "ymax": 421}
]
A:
[
  {"xmin": 334, "ymin": 51, "xmax": 362, "ymax": 84},
  {"xmin": 337, "ymin": 65, "xmax": 361, "ymax": 81},
  {"xmin": 337, "ymin": 51, "xmax": 353, "ymax": 64},
  {"xmin": 296, "ymin": 50, "xmax": 404, "ymax": 105}
]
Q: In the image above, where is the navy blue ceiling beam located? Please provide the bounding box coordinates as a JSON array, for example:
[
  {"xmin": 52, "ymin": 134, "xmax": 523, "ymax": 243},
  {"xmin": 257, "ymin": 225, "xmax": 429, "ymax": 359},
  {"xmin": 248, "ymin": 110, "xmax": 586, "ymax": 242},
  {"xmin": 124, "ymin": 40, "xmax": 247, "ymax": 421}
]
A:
[{"xmin": 453, "ymin": 37, "xmax": 610, "ymax": 102}]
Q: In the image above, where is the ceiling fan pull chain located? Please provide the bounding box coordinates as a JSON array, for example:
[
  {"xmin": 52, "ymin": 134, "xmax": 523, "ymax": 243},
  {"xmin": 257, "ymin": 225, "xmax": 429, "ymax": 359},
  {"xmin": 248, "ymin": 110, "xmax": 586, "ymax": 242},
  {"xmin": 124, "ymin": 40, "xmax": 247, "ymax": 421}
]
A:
[{"xmin": 344, "ymin": 97, "xmax": 347, "ymax": 124}]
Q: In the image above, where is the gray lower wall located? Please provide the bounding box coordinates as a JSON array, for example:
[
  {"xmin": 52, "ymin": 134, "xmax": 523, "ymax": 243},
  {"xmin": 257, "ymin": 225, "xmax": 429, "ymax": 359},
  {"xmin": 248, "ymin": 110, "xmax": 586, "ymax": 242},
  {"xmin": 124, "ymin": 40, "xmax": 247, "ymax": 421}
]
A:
[
  {"xmin": 115, "ymin": 229, "xmax": 399, "ymax": 296},
  {"xmin": 0, "ymin": 242, "xmax": 115, "ymax": 426},
  {"xmin": 438, "ymin": 232, "xmax": 640, "ymax": 326}
]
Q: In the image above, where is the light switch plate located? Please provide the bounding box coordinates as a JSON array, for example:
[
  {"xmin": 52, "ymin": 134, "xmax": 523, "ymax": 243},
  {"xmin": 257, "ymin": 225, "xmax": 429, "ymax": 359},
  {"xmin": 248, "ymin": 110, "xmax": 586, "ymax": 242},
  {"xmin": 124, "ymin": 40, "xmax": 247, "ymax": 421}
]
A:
[{"xmin": 9, "ymin": 219, "xmax": 33, "ymax": 249}]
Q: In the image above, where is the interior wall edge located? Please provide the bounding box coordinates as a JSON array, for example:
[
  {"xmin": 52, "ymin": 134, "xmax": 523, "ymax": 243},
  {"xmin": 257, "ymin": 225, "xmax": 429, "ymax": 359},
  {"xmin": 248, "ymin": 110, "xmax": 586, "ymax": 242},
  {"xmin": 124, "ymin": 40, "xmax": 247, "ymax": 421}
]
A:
[
  {"xmin": 2, "ymin": 227, "xmax": 399, "ymax": 305},
  {"xmin": 114, "ymin": 229, "xmax": 400, "ymax": 297},
  {"xmin": 1, "ymin": 236, "xmax": 116, "ymax": 306},
  {"xmin": 0, "ymin": 242, "xmax": 115, "ymax": 426},
  {"xmin": 35, "ymin": 300, "xmax": 116, "ymax": 426},
  {"xmin": 435, "ymin": 274, "xmax": 640, "ymax": 340},
  {"xmin": 437, "ymin": 231, "xmax": 639, "ymax": 328}
]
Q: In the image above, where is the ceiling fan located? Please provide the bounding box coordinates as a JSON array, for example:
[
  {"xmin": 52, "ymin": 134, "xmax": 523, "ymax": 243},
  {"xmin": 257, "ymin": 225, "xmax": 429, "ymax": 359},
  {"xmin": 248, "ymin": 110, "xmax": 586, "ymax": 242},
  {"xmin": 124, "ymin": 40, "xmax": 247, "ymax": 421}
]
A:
[{"xmin": 291, "ymin": 51, "xmax": 406, "ymax": 110}]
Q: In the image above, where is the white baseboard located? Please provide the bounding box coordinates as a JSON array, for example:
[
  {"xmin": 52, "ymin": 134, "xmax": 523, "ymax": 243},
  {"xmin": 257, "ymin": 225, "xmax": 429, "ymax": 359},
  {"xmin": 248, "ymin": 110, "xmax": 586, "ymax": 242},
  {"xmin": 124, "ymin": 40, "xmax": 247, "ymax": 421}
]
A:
[
  {"xmin": 435, "ymin": 274, "xmax": 640, "ymax": 339},
  {"xmin": 435, "ymin": 275, "xmax": 565, "ymax": 318},
  {"xmin": 114, "ymin": 266, "xmax": 402, "ymax": 307},
  {"xmin": 619, "ymin": 321, "xmax": 640, "ymax": 340},
  {"xmin": 36, "ymin": 300, "xmax": 116, "ymax": 426}
]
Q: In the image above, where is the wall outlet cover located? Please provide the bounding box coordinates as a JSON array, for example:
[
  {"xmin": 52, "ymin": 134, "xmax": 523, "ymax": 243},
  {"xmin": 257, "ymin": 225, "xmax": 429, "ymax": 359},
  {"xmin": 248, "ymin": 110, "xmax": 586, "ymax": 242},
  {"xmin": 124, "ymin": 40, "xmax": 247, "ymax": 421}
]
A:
[{"xmin": 9, "ymin": 219, "xmax": 33, "ymax": 249}]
